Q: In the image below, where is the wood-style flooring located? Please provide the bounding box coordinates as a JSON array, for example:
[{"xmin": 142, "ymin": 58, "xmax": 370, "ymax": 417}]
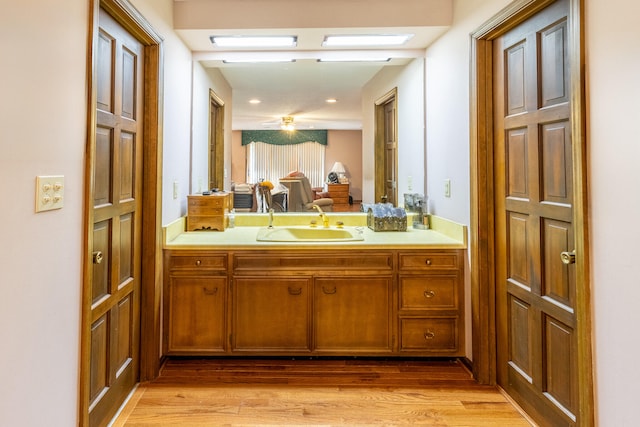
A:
[{"xmin": 112, "ymin": 358, "xmax": 533, "ymax": 426}]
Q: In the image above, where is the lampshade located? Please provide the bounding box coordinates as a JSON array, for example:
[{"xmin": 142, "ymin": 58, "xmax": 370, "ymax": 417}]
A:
[{"xmin": 331, "ymin": 161, "xmax": 346, "ymax": 174}]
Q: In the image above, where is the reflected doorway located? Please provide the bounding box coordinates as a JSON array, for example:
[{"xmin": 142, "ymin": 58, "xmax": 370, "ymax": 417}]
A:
[
  {"xmin": 209, "ymin": 90, "xmax": 225, "ymax": 190},
  {"xmin": 374, "ymin": 88, "xmax": 398, "ymax": 206}
]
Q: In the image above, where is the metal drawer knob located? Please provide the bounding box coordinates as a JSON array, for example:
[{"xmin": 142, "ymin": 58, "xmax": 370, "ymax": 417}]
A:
[
  {"xmin": 424, "ymin": 330, "xmax": 436, "ymax": 340},
  {"xmin": 424, "ymin": 290, "xmax": 435, "ymax": 298},
  {"xmin": 195, "ymin": 259, "xmax": 201, "ymax": 266},
  {"xmin": 425, "ymin": 259, "xmax": 432, "ymax": 265}
]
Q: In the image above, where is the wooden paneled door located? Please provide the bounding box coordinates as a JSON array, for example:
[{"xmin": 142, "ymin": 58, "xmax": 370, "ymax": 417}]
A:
[
  {"xmin": 493, "ymin": 0, "xmax": 581, "ymax": 425},
  {"xmin": 87, "ymin": 8, "xmax": 144, "ymax": 426}
]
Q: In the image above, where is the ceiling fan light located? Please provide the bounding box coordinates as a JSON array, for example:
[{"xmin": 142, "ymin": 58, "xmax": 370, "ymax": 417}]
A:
[
  {"xmin": 280, "ymin": 116, "xmax": 295, "ymax": 131},
  {"xmin": 210, "ymin": 35, "xmax": 298, "ymax": 48},
  {"xmin": 322, "ymin": 34, "xmax": 412, "ymax": 47}
]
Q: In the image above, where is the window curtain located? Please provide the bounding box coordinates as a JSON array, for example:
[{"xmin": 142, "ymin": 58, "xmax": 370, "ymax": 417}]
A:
[{"xmin": 246, "ymin": 141, "xmax": 326, "ymax": 188}]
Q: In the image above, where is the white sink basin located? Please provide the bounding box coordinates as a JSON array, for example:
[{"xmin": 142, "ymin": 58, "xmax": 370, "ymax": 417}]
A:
[{"xmin": 256, "ymin": 226, "xmax": 364, "ymax": 242}]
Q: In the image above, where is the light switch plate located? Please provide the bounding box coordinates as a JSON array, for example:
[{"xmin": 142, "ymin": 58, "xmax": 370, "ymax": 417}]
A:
[{"xmin": 36, "ymin": 175, "xmax": 64, "ymax": 212}]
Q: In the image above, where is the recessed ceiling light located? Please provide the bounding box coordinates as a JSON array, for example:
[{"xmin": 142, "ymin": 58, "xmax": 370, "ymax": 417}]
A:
[
  {"xmin": 249, "ymin": 99, "xmax": 261, "ymax": 104},
  {"xmin": 326, "ymin": 98, "xmax": 338, "ymax": 103},
  {"xmin": 210, "ymin": 35, "xmax": 297, "ymax": 48},
  {"xmin": 322, "ymin": 34, "xmax": 413, "ymax": 47}
]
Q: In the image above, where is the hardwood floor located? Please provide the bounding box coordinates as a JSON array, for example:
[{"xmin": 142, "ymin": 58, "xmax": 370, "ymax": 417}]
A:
[{"xmin": 112, "ymin": 358, "xmax": 532, "ymax": 426}]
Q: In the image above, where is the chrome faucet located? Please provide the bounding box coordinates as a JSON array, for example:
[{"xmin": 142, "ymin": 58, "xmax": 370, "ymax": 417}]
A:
[
  {"xmin": 268, "ymin": 208, "xmax": 275, "ymax": 228},
  {"xmin": 313, "ymin": 205, "xmax": 330, "ymax": 228}
]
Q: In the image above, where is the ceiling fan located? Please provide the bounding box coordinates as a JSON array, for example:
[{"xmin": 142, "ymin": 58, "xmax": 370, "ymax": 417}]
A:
[{"xmin": 280, "ymin": 116, "xmax": 295, "ymax": 131}]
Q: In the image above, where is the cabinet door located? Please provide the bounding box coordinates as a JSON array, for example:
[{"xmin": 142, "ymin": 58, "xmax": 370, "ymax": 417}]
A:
[
  {"xmin": 233, "ymin": 277, "xmax": 311, "ymax": 352},
  {"xmin": 167, "ymin": 276, "xmax": 226, "ymax": 353},
  {"xmin": 314, "ymin": 277, "xmax": 392, "ymax": 352}
]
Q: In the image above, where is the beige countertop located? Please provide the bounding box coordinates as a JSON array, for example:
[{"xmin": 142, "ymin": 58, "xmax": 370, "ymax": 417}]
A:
[{"xmin": 164, "ymin": 213, "xmax": 467, "ymax": 250}]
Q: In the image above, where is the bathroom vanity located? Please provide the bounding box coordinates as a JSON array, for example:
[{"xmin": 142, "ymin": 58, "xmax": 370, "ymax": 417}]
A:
[{"xmin": 162, "ymin": 214, "xmax": 466, "ymax": 358}]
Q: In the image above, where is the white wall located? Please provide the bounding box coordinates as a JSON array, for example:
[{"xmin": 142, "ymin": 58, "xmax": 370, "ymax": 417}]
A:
[
  {"xmin": 424, "ymin": 0, "xmax": 513, "ymax": 361},
  {"xmin": 586, "ymin": 0, "xmax": 640, "ymax": 424},
  {"xmin": 362, "ymin": 58, "xmax": 426, "ymax": 205},
  {"xmin": 131, "ymin": 0, "xmax": 194, "ymax": 226},
  {"xmin": 0, "ymin": 0, "xmax": 87, "ymax": 425}
]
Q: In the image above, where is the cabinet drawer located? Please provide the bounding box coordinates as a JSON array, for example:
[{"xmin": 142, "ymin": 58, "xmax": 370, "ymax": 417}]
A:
[
  {"xmin": 233, "ymin": 252, "xmax": 393, "ymax": 272},
  {"xmin": 399, "ymin": 252, "xmax": 459, "ymax": 270},
  {"xmin": 399, "ymin": 317, "xmax": 458, "ymax": 352},
  {"xmin": 168, "ymin": 254, "xmax": 227, "ymax": 271},
  {"xmin": 187, "ymin": 215, "xmax": 226, "ymax": 231},
  {"xmin": 188, "ymin": 205, "xmax": 226, "ymax": 216},
  {"xmin": 188, "ymin": 194, "xmax": 229, "ymax": 209},
  {"xmin": 399, "ymin": 276, "xmax": 458, "ymax": 310}
]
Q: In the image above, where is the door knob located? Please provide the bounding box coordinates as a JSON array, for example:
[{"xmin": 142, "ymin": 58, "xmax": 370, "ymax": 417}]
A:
[
  {"xmin": 560, "ymin": 250, "xmax": 576, "ymax": 265},
  {"xmin": 92, "ymin": 251, "xmax": 103, "ymax": 264}
]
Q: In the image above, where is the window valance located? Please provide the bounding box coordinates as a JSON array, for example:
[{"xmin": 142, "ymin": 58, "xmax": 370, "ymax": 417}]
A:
[{"xmin": 241, "ymin": 130, "xmax": 328, "ymax": 146}]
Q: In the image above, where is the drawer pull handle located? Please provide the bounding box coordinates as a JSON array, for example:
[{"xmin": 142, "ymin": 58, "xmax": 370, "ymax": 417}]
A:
[
  {"xmin": 424, "ymin": 330, "xmax": 436, "ymax": 340},
  {"xmin": 195, "ymin": 260, "xmax": 201, "ymax": 266},
  {"xmin": 203, "ymin": 287, "xmax": 218, "ymax": 295},
  {"xmin": 425, "ymin": 259, "xmax": 432, "ymax": 266},
  {"xmin": 288, "ymin": 287, "xmax": 302, "ymax": 296},
  {"xmin": 322, "ymin": 286, "xmax": 337, "ymax": 295},
  {"xmin": 424, "ymin": 290, "xmax": 436, "ymax": 298}
]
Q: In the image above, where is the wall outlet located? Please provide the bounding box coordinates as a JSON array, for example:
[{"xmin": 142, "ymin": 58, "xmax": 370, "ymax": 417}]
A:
[
  {"xmin": 36, "ymin": 175, "xmax": 64, "ymax": 212},
  {"xmin": 444, "ymin": 179, "xmax": 451, "ymax": 198},
  {"xmin": 173, "ymin": 181, "xmax": 178, "ymax": 199}
]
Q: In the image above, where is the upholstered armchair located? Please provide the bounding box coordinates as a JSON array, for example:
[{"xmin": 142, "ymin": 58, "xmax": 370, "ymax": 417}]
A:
[{"xmin": 279, "ymin": 175, "xmax": 333, "ymax": 212}]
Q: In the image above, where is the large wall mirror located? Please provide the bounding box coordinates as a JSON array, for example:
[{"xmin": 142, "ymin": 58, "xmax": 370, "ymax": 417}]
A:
[
  {"xmin": 195, "ymin": 57, "xmax": 428, "ymax": 213},
  {"xmin": 177, "ymin": 0, "xmax": 451, "ymax": 211}
]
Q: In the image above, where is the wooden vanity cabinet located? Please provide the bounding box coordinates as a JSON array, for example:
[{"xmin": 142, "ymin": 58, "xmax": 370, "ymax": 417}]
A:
[
  {"xmin": 164, "ymin": 251, "xmax": 228, "ymax": 354},
  {"xmin": 314, "ymin": 276, "xmax": 393, "ymax": 353},
  {"xmin": 163, "ymin": 248, "xmax": 464, "ymax": 357},
  {"xmin": 232, "ymin": 250, "xmax": 395, "ymax": 356},
  {"xmin": 397, "ymin": 251, "xmax": 464, "ymax": 355},
  {"xmin": 232, "ymin": 277, "xmax": 311, "ymax": 353}
]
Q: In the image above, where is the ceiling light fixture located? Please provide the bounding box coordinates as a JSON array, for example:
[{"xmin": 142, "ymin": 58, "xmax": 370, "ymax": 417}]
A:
[
  {"xmin": 222, "ymin": 58, "xmax": 295, "ymax": 64},
  {"xmin": 210, "ymin": 35, "xmax": 297, "ymax": 48},
  {"xmin": 322, "ymin": 34, "xmax": 413, "ymax": 47},
  {"xmin": 317, "ymin": 57, "xmax": 391, "ymax": 63},
  {"xmin": 280, "ymin": 116, "xmax": 295, "ymax": 131},
  {"xmin": 326, "ymin": 98, "xmax": 338, "ymax": 103},
  {"xmin": 249, "ymin": 99, "xmax": 261, "ymax": 104}
]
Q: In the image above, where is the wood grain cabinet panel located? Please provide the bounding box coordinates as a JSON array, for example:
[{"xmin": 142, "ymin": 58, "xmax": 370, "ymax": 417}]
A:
[
  {"xmin": 167, "ymin": 276, "xmax": 227, "ymax": 353},
  {"xmin": 314, "ymin": 277, "xmax": 393, "ymax": 353},
  {"xmin": 164, "ymin": 251, "xmax": 228, "ymax": 354},
  {"xmin": 233, "ymin": 277, "xmax": 311, "ymax": 352}
]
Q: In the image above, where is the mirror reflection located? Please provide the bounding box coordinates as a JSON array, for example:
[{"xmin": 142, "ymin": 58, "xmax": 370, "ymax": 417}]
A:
[{"xmin": 192, "ymin": 50, "xmax": 430, "ymax": 213}]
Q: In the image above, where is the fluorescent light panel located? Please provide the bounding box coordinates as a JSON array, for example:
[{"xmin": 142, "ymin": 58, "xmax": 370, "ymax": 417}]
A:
[
  {"xmin": 322, "ymin": 34, "xmax": 413, "ymax": 47},
  {"xmin": 222, "ymin": 58, "xmax": 295, "ymax": 63},
  {"xmin": 318, "ymin": 57, "xmax": 391, "ymax": 63},
  {"xmin": 210, "ymin": 35, "xmax": 297, "ymax": 48}
]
